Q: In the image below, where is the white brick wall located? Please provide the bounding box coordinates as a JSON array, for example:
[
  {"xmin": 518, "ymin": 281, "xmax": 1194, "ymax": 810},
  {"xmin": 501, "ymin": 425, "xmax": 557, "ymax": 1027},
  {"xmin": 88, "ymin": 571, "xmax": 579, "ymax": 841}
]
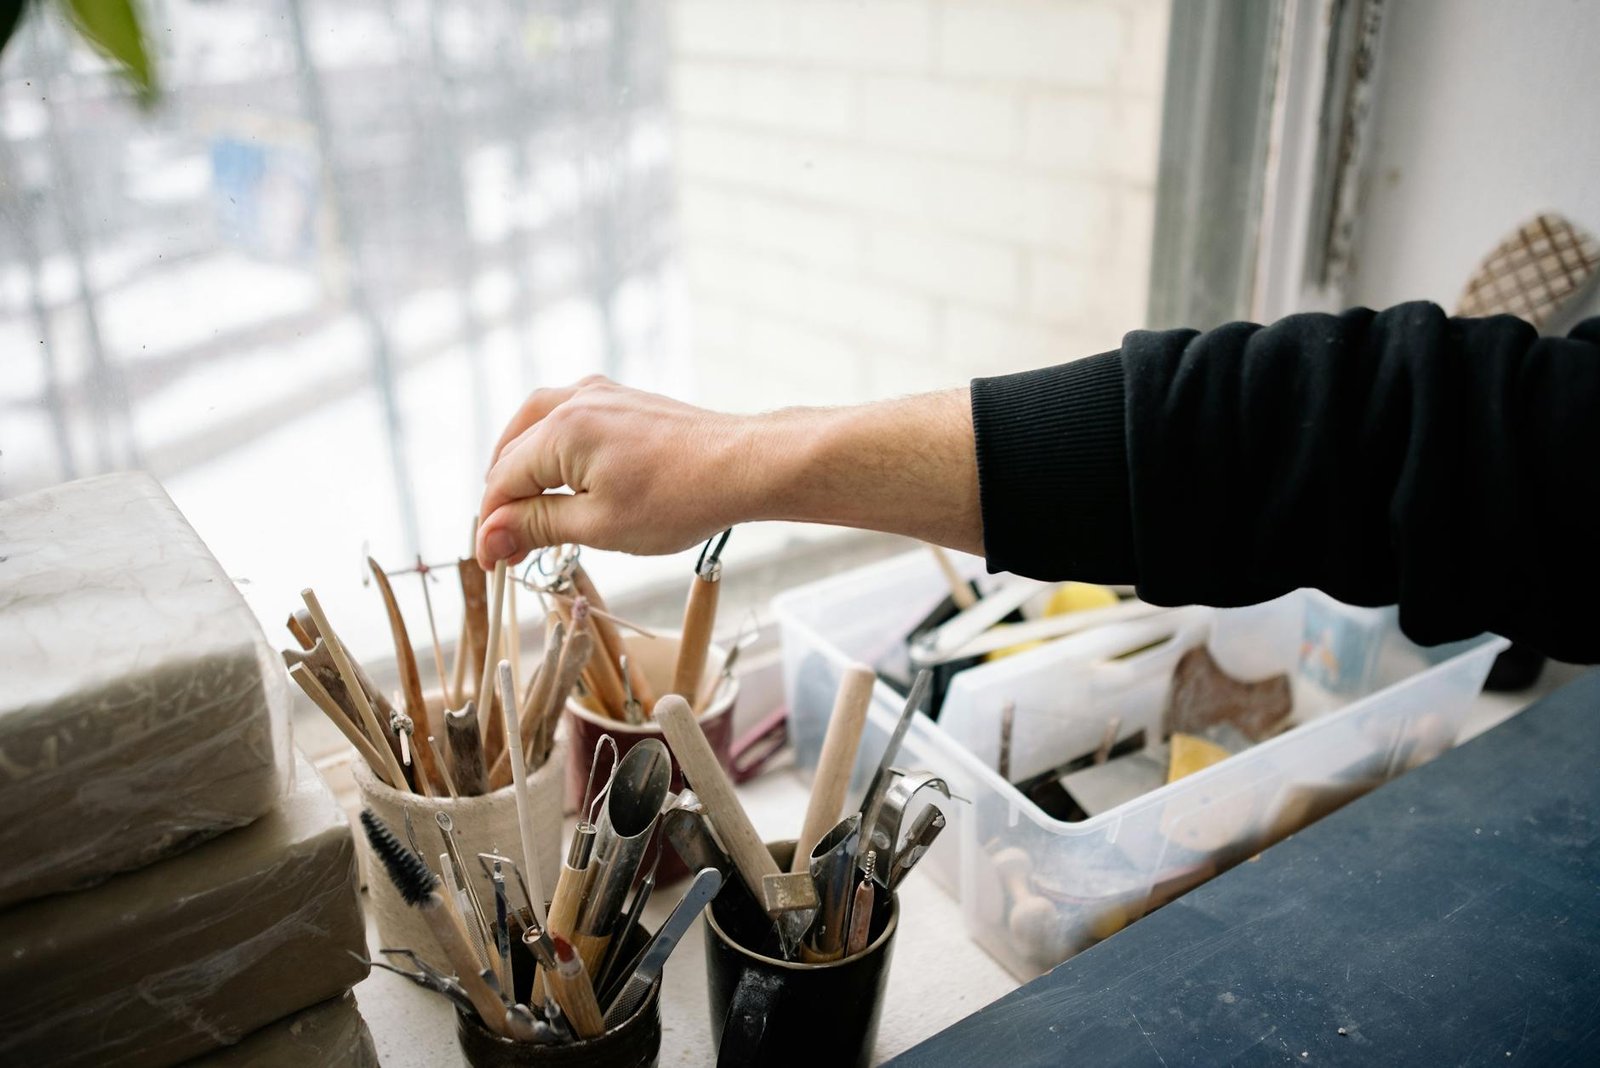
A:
[{"xmin": 669, "ymin": 0, "xmax": 1170, "ymax": 410}]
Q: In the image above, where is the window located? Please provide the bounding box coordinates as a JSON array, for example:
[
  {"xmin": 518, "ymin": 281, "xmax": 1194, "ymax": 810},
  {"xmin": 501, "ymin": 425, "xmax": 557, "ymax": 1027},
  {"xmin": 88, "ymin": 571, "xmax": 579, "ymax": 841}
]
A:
[{"xmin": 3, "ymin": 0, "xmax": 1201, "ymax": 659}]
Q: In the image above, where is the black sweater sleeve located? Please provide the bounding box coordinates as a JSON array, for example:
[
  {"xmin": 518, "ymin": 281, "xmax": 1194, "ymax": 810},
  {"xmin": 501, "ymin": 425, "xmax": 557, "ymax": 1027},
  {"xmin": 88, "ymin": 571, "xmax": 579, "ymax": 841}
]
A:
[{"xmin": 970, "ymin": 302, "xmax": 1600, "ymax": 662}]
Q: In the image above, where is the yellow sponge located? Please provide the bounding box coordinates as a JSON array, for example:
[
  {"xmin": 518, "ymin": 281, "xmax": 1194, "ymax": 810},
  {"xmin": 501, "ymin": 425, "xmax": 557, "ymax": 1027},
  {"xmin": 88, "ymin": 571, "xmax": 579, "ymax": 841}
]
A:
[{"xmin": 1166, "ymin": 733, "xmax": 1232, "ymax": 783}]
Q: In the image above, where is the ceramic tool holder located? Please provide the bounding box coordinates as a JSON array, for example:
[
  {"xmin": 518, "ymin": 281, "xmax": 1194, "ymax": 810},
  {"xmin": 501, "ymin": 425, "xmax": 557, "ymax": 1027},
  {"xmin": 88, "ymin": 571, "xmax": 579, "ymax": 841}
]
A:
[{"xmin": 354, "ymin": 730, "xmax": 565, "ymax": 967}]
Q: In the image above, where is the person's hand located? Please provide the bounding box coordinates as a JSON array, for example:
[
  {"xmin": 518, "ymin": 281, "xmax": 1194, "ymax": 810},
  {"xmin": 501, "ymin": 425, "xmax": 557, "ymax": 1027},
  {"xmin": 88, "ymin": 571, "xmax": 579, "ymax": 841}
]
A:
[{"xmin": 476, "ymin": 376, "xmax": 982, "ymax": 570}]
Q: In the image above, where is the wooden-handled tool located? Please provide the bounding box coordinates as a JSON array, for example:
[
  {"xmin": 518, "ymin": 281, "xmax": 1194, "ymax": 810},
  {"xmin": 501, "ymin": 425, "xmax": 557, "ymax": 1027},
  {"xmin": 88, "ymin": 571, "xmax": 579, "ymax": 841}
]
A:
[
  {"xmin": 369, "ymin": 557, "xmax": 444, "ymax": 795},
  {"xmin": 547, "ymin": 935, "xmax": 606, "ymax": 1039},
  {"xmin": 791, "ymin": 664, "xmax": 876, "ymax": 872},
  {"xmin": 573, "ymin": 564, "xmax": 654, "ymax": 712},
  {"xmin": 670, "ymin": 529, "xmax": 730, "ymax": 702},
  {"xmin": 477, "ymin": 561, "xmax": 509, "ymax": 766},
  {"xmin": 928, "ymin": 544, "xmax": 976, "ymax": 609},
  {"xmin": 497, "ymin": 660, "xmax": 549, "ymax": 928},
  {"xmin": 289, "ymin": 663, "xmax": 397, "ymax": 787},
  {"xmin": 655, "ymin": 695, "xmax": 817, "ymax": 957},
  {"xmin": 301, "ymin": 589, "xmax": 410, "ymax": 789},
  {"xmin": 446, "ymin": 703, "xmax": 488, "ymax": 796}
]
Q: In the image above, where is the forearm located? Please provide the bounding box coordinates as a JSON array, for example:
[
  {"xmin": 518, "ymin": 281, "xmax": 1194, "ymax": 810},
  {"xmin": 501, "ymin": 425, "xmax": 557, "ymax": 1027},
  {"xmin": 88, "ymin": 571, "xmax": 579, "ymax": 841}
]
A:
[{"xmin": 741, "ymin": 389, "xmax": 984, "ymax": 555}]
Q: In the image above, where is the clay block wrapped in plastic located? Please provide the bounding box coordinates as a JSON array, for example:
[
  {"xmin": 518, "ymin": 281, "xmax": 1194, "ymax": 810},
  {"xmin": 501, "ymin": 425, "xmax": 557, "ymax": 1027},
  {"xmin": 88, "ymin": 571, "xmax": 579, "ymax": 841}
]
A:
[
  {"xmin": 179, "ymin": 992, "xmax": 379, "ymax": 1068},
  {"xmin": 0, "ymin": 751, "xmax": 368, "ymax": 1068},
  {"xmin": 0, "ymin": 472, "xmax": 289, "ymax": 908}
]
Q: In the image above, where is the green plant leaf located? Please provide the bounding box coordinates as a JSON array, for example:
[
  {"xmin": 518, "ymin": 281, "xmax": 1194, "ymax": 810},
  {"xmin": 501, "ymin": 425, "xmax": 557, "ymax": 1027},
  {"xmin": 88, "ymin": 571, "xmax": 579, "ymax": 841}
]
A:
[
  {"xmin": 63, "ymin": 0, "xmax": 154, "ymax": 102},
  {"xmin": 2, "ymin": 1, "xmax": 30, "ymax": 62}
]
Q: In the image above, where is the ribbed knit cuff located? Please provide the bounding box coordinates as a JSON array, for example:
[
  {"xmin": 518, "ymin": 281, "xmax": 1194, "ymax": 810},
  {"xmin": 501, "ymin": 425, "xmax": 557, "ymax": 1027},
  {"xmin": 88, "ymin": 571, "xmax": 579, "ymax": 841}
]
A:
[{"xmin": 970, "ymin": 350, "xmax": 1136, "ymax": 581}]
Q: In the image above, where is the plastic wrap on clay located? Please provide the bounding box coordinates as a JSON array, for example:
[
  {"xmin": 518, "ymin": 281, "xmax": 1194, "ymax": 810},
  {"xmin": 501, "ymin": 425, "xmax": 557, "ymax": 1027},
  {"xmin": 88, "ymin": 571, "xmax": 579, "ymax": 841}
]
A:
[
  {"xmin": 179, "ymin": 992, "xmax": 378, "ymax": 1068},
  {"xmin": 0, "ymin": 750, "xmax": 368, "ymax": 1068},
  {"xmin": 0, "ymin": 472, "xmax": 290, "ymax": 908}
]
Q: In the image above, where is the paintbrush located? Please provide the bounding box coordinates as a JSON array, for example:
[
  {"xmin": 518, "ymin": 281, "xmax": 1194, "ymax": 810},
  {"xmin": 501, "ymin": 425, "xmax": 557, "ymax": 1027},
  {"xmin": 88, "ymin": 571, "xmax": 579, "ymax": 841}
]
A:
[{"xmin": 360, "ymin": 809, "xmax": 512, "ymax": 1036}]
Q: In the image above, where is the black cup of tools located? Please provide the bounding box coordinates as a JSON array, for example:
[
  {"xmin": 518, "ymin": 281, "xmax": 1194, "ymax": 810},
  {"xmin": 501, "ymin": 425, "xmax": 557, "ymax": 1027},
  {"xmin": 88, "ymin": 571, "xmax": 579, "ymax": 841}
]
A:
[
  {"xmin": 456, "ymin": 922, "xmax": 661, "ymax": 1068},
  {"xmin": 704, "ymin": 841, "xmax": 899, "ymax": 1068}
]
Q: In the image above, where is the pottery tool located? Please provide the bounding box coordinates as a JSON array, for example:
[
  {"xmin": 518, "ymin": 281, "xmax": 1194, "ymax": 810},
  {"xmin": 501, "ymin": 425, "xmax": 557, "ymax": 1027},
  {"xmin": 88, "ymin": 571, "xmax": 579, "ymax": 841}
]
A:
[
  {"xmin": 921, "ymin": 598, "xmax": 1166, "ymax": 667},
  {"xmin": 357, "ymin": 950, "xmax": 480, "ymax": 1017},
  {"xmin": 282, "ymin": 633, "xmax": 408, "ymax": 773},
  {"xmin": 451, "ymin": 612, "xmax": 471, "ymax": 707},
  {"xmin": 671, "ymin": 529, "xmax": 729, "ymax": 703},
  {"xmin": 414, "ymin": 557, "xmax": 454, "ymax": 703},
  {"xmin": 489, "ymin": 857, "xmax": 514, "ymax": 989},
  {"xmin": 804, "ymin": 815, "xmax": 862, "ymax": 961},
  {"xmin": 601, "ymin": 867, "xmax": 723, "ymax": 1027},
  {"xmin": 928, "ymin": 544, "xmax": 977, "ymax": 609},
  {"xmin": 547, "ymin": 936, "xmax": 605, "ymax": 1039},
  {"xmin": 446, "ymin": 703, "xmax": 489, "ymax": 795},
  {"xmin": 556, "ymin": 593, "xmax": 629, "ymax": 720},
  {"xmin": 1094, "ymin": 715, "xmax": 1122, "ymax": 765},
  {"xmin": 861, "ymin": 770, "xmax": 955, "ymax": 888},
  {"xmin": 300, "ymin": 590, "xmax": 410, "ymax": 789},
  {"xmin": 1164, "ymin": 646, "xmax": 1292, "ymax": 741},
  {"xmin": 436, "ymin": 811, "xmax": 495, "ymax": 960},
  {"xmin": 573, "ymin": 738, "xmax": 672, "ymax": 974},
  {"xmin": 288, "ymin": 664, "xmax": 398, "ymax": 786},
  {"xmin": 497, "ymin": 661, "xmax": 550, "ymax": 928},
  {"xmin": 661, "ymin": 793, "xmax": 733, "ymax": 878},
  {"xmin": 791, "ymin": 663, "xmax": 876, "ymax": 872},
  {"xmin": 844, "ymin": 853, "xmax": 876, "ymax": 956},
  {"xmin": 573, "ymin": 563, "xmax": 653, "ymax": 711},
  {"xmin": 619, "ymin": 655, "xmax": 645, "ymax": 725},
  {"xmin": 439, "ymin": 851, "xmax": 491, "ymax": 978},
  {"xmin": 459, "ymin": 557, "xmax": 490, "ymax": 691},
  {"xmin": 507, "ymin": 573, "xmax": 524, "ymax": 703},
  {"xmin": 537, "ymin": 739, "xmax": 617, "ymax": 1002},
  {"xmin": 655, "ymin": 694, "xmax": 818, "ymax": 959},
  {"xmin": 985, "ymin": 582, "xmax": 1121, "ymax": 662},
  {"xmin": 488, "ymin": 617, "xmax": 565, "ymax": 788},
  {"xmin": 477, "ymin": 563, "xmax": 510, "ymax": 763},
  {"xmin": 594, "ymin": 843, "xmax": 659, "ymax": 996},
  {"xmin": 369, "ymin": 557, "xmax": 444, "ymax": 794},
  {"xmin": 853, "ymin": 670, "xmax": 931, "ymax": 871},
  {"xmin": 531, "ymin": 626, "xmax": 593, "ymax": 767},
  {"xmin": 887, "ymin": 805, "xmax": 945, "ymax": 891},
  {"xmin": 428, "ymin": 738, "xmax": 459, "ymax": 798},
  {"xmin": 992, "ymin": 847, "xmax": 1061, "ymax": 951},
  {"xmin": 361, "ymin": 810, "xmax": 512, "ymax": 1036}
]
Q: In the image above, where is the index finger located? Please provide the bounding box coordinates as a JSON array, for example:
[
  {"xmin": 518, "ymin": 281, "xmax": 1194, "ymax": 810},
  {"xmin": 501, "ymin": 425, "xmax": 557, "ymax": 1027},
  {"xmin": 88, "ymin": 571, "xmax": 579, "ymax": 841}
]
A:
[{"xmin": 486, "ymin": 386, "xmax": 580, "ymax": 476}]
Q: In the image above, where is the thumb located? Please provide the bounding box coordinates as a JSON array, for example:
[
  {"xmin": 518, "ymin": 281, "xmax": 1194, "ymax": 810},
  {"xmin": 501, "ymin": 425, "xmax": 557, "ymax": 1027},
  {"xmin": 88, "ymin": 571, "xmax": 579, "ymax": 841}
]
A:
[{"xmin": 477, "ymin": 494, "xmax": 596, "ymax": 569}]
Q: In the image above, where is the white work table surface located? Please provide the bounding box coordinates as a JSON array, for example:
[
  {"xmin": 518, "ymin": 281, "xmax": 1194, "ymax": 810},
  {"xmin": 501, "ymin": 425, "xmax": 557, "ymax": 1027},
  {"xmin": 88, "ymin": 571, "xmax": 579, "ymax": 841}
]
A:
[{"xmin": 352, "ymin": 765, "xmax": 1018, "ymax": 1067}]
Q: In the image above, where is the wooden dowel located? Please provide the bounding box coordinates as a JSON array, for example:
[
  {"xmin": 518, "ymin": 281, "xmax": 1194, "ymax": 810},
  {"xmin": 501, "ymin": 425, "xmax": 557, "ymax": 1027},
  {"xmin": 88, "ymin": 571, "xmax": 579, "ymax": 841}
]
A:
[
  {"xmin": 300, "ymin": 589, "xmax": 409, "ymax": 790},
  {"xmin": 488, "ymin": 619, "xmax": 565, "ymax": 788},
  {"xmin": 655, "ymin": 695, "xmax": 779, "ymax": 909},
  {"xmin": 290, "ymin": 664, "xmax": 397, "ymax": 786},
  {"xmin": 421, "ymin": 891, "xmax": 513, "ymax": 1037},
  {"xmin": 369, "ymin": 557, "xmax": 443, "ymax": 795},
  {"xmin": 555, "ymin": 596, "xmax": 627, "ymax": 719},
  {"xmin": 286, "ymin": 634, "xmax": 408, "ymax": 775},
  {"xmin": 791, "ymin": 664, "xmax": 876, "ymax": 872},
  {"xmin": 507, "ymin": 577, "xmax": 523, "ymax": 706},
  {"xmin": 446, "ymin": 702, "xmax": 488, "ymax": 796},
  {"xmin": 671, "ymin": 569, "xmax": 720, "ymax": 702}
]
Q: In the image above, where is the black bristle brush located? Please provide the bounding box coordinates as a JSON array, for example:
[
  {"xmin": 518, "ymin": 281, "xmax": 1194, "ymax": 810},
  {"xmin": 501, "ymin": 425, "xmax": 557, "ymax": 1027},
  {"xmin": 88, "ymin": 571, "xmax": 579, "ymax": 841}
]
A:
[{"xmin": 361, "ymin": 808, "xmax": 512, "ymax": 1035}]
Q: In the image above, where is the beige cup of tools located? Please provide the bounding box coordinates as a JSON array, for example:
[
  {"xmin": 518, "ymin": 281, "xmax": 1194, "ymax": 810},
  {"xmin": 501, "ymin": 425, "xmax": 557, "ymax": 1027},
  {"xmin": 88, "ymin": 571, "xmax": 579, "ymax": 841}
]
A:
[{"xmin": 354, "ymin": 721, "xmax": 565, "ymax": 965}]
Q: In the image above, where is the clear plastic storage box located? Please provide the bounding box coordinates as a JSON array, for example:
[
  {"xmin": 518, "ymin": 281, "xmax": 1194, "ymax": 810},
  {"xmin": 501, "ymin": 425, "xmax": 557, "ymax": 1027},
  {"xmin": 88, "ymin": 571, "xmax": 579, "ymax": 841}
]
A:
[{"xmin": 774, "ymin": 550, "xmax": 1506, "ymax": 979}]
